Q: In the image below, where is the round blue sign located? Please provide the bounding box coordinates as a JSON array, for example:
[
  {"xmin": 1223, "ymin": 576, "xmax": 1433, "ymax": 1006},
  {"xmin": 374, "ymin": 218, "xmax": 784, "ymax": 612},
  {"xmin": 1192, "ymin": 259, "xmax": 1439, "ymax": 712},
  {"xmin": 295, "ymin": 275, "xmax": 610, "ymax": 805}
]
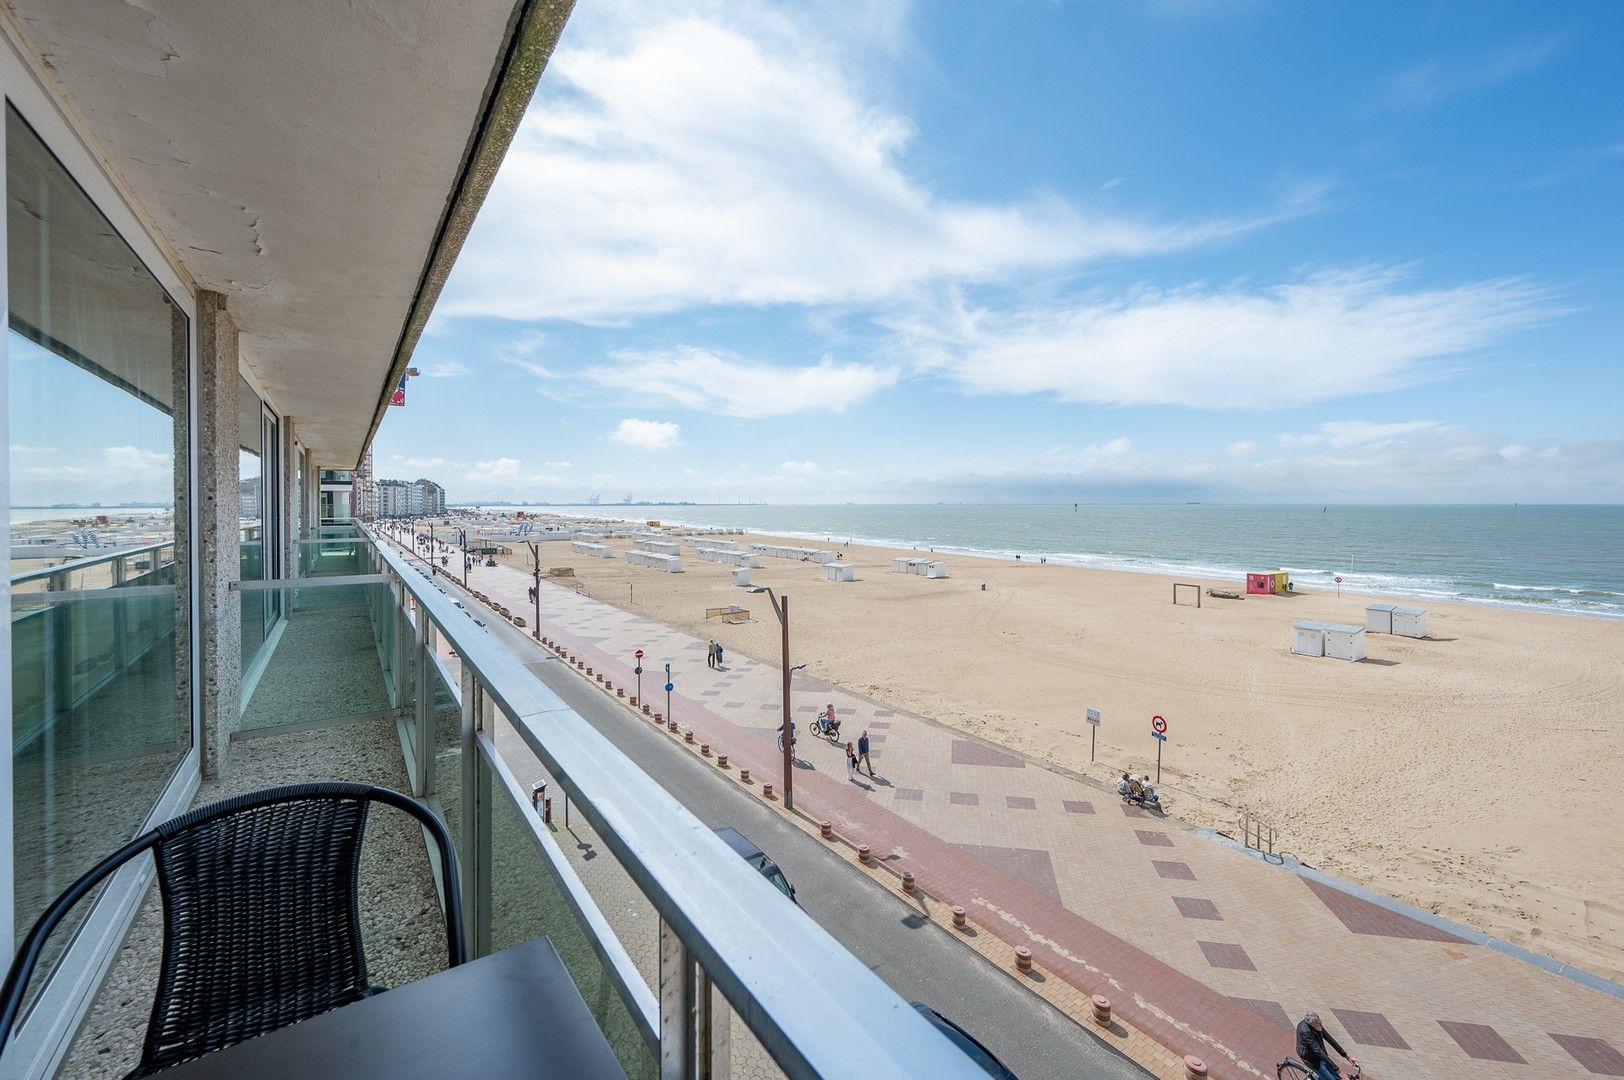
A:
[{"xmin": 665, "ymin": 682, "xmax": 675, "ymax": 693}]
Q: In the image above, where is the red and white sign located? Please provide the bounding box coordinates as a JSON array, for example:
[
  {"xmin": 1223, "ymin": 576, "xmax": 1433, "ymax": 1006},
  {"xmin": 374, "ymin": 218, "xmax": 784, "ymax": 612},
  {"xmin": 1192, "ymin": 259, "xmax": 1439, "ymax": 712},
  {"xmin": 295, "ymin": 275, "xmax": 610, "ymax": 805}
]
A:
[
  {"xmin": 1334, "ymin": 575, "xmax": 1342, "ymax": 584},
  {"xmin": 635, "ymin": 649, "xmax": 644, "ymax": 660},
  {"xmin": 1151, "ymin": 715, "xmax": 1167, "ymax": 735}
]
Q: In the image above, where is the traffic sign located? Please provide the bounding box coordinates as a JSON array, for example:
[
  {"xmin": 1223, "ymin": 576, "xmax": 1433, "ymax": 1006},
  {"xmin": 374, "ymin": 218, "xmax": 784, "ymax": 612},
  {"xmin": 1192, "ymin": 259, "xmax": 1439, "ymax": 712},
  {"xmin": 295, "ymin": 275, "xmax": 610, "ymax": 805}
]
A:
[
  {"xmin": 1085, "ymin": 708, "xmax": 1101, "ymax": 726},
  {"xmin": 634, "ymin": 666, "xmax": 643, "ymax": 676},
  {"xmin": 665, "ymin": 682, "xmax": 674, "ymax": 693},
  {"xmin": 635, "ymin": 649, "xmax": 644, "ymax": 660},
  {"xmin": 1151, "ymin": 731, "xmax": 1167, "ymax": 742},
  {"xmin": 1151, "ymin": 715, "xmax": 1168, "ymax": 736}
]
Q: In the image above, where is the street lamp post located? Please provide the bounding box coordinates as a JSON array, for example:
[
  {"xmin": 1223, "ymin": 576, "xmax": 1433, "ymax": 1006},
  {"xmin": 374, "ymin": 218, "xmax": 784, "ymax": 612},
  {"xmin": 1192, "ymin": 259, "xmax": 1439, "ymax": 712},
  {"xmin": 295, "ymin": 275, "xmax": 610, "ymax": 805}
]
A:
[
  {"xmin": 760, "ymin": 588, "xmax": 796, "ymax": 810},
  {"xmin": 526, "ymin": 541, "xmax": 541, "ymax": 639},
  {"xmin": 428, "ymin": 523, "xmax": 437, "ymax": 575},
  {"xmin": 456, "ymin": 527, "xmax": 468, "ymax": 588}
]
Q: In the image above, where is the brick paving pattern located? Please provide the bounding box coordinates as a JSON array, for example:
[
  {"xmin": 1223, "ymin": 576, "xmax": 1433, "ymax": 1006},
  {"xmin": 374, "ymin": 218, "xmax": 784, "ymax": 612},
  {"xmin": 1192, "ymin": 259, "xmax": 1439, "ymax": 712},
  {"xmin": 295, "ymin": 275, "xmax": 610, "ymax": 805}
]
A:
[{"xmin": 458, "ymin": 555, "xmax": 1624, "ymax": 1079}]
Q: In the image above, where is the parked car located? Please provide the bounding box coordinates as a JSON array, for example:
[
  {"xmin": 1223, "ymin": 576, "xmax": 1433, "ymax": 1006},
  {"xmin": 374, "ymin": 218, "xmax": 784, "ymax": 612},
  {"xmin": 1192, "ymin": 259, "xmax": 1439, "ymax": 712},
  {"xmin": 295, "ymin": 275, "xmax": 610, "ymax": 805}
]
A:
[
  {"xmin": 711, "ymin": 827, "xmax": 796, "ymax": 903},
  {"xmin": 909, "ymin": 1003, "xmax": 1020, "ymax": 1079}
]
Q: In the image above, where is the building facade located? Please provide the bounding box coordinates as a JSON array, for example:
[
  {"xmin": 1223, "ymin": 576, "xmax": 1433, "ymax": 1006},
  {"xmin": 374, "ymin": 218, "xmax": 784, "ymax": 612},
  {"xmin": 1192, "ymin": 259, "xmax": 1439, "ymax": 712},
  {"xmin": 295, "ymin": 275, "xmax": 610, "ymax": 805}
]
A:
[{"xmin": 373, "ymin": 476, "xmax": 446, "ymax": 517}]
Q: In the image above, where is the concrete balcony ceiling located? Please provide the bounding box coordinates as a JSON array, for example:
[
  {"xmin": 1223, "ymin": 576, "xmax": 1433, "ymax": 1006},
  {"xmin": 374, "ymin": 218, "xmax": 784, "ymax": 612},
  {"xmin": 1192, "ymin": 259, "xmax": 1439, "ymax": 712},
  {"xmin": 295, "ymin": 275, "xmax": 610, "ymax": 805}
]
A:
[{"xmin": 3, "ymin": 0, "xmax": 573, "ymax": 465}]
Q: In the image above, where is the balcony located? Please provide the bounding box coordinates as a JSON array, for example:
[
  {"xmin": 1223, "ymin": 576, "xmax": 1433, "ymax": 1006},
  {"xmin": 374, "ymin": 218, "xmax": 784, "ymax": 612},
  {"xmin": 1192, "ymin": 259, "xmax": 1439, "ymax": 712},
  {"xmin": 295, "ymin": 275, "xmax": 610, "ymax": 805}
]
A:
[{"xmin": 40, "ymin": 527, "xmax": 982, "ymax": 1079}]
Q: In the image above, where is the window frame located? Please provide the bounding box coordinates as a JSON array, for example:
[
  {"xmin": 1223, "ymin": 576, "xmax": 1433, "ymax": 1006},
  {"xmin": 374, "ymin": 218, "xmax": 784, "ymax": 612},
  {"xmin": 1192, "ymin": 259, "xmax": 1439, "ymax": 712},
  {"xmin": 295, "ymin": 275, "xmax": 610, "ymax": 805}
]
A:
[{"xmin": 0, "ymin": 29, "xmax": 202, "ymax": 1079}]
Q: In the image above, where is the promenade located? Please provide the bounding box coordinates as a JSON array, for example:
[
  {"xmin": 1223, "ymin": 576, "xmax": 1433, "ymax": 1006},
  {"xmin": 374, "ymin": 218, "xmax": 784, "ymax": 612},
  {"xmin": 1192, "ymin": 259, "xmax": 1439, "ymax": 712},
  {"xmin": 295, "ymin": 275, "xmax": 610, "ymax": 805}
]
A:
[{"xmin": 464, "ymin": 555, "xmax": 1624, "ymax": 1079}]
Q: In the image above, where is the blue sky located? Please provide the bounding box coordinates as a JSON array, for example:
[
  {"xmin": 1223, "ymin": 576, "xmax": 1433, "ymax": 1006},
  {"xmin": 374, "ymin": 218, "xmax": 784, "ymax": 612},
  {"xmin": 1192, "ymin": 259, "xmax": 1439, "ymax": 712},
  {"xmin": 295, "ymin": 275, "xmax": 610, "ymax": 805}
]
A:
[{"xmin": 373, "ymin": 0, "xmax": 1624, "ymax": 504}]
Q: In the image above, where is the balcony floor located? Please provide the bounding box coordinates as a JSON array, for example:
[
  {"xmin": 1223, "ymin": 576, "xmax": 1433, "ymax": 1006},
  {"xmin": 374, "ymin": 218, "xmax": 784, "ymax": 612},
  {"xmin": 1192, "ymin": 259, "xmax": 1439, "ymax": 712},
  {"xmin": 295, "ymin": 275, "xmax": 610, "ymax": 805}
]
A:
[{"xmin": 60, "ymin": 718, "xmax": 443, "ymax": 1078}]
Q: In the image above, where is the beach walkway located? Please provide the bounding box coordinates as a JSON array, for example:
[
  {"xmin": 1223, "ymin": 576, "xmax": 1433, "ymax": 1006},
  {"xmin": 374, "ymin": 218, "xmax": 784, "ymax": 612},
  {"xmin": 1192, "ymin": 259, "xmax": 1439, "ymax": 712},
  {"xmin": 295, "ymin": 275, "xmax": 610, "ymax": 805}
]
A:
[{"xmin": 466, "ymin": 559, "xmax": 1624, "ymax": 1080}]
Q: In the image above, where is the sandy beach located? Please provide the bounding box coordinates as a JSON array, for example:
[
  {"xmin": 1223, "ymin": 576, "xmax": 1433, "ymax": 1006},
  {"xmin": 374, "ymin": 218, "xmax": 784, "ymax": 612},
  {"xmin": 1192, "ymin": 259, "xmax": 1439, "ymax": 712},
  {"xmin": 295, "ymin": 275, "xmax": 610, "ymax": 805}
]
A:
[{"xmin": 491, "ymin": 525, "xmax": 1624, "ymax": 982}]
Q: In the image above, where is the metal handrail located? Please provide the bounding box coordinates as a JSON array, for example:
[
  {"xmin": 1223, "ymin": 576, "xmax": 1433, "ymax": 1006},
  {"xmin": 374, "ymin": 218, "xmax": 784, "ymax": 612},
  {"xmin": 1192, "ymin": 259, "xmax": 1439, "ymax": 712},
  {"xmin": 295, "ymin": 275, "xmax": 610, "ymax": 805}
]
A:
[{"xmin": 365, "ymin": 527, "xmax": 981, "ymax": 1079}]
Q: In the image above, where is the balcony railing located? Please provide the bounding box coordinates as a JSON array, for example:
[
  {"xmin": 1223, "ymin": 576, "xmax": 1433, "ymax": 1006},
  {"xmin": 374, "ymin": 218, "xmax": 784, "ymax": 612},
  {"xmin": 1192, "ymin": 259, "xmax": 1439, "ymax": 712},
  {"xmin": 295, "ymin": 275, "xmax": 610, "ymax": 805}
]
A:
[{"xmin": 226, "ymin": 527, "xmax": 985, "ymax": 1078}]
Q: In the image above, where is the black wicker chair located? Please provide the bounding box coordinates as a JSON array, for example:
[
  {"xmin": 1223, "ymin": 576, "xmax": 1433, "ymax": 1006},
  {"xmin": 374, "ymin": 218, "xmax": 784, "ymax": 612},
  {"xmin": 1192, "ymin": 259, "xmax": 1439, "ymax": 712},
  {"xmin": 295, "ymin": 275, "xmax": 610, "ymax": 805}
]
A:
[{"xmin": 0, "ymin": 782, "xmax": 465, "ymax": 1076}]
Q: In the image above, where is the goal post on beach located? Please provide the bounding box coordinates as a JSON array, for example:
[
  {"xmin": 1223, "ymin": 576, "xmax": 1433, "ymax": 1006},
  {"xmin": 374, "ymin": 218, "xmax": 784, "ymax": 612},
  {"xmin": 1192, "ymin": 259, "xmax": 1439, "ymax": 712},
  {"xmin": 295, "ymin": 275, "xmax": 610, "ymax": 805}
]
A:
[{"xmin": 1173, "ymin": 582, "xmax": 1201, "ymax": 607}]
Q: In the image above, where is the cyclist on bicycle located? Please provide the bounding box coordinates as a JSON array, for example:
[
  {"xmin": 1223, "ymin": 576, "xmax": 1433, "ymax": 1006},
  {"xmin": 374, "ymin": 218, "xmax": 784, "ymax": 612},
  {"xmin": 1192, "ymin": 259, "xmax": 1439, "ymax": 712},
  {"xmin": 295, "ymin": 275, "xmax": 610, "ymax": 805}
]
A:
[{"xmin": 1295, "ymin": 1013, "xmax": 1358, "ymax": 1080}]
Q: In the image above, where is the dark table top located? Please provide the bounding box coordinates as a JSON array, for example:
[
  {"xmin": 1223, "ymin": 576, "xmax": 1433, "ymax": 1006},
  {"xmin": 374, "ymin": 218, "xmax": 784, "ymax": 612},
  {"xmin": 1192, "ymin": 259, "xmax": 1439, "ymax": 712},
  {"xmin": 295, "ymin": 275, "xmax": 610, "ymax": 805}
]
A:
[{"xmin": 157, "ymin": 938, "xmax": 630, "ymax": 1079}]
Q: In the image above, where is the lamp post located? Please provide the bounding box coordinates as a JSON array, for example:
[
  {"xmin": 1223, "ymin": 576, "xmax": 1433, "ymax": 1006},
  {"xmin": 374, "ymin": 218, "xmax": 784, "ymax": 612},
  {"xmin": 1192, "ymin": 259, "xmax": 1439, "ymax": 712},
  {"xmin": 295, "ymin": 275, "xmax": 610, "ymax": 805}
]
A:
[
  {"xmin": 526, "ymin": 541, "xmax": 541, "ymax": 640},
  {"xmin": 759, "ymin": 587, "xmax": 796, "ymax": 810},
  {"xmin": 455, "ymin": 527, "xmax": 468, "ymax": 588},
  {"xmin": 428, "ymin": 523, "xmax": 437, "ymax": 575}
]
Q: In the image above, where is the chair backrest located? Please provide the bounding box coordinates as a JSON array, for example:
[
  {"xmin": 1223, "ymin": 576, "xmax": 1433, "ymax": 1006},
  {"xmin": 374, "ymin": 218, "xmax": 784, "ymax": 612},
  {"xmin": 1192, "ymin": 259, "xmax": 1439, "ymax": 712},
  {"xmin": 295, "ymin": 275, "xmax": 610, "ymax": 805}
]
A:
[{"xmin": 0, "ymin": 783, "xmax": 464, "ymax": 1076}]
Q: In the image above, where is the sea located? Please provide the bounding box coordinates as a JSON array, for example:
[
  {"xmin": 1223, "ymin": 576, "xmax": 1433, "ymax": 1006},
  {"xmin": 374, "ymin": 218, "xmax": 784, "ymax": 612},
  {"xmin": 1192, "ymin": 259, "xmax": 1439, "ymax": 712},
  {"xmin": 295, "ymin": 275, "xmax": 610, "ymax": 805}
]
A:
[{"xmin": 484, "ymin": 503, "xmax": 1624, "ymax": 620}]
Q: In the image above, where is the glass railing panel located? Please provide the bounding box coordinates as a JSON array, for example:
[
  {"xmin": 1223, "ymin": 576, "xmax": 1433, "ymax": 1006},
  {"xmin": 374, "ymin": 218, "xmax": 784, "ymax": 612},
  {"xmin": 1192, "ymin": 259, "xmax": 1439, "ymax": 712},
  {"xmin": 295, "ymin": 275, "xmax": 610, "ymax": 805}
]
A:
[
  {"xmin": 297, "ymin": 536, "xmax": 366, "ymax": 578},
  {"xmin": 8, "ymin": 584, "xmax": 189, "ymax": 1001},
  {"xmin": 482, "ymin": 745, "xmax": 657, "ymax": 1080},
  {"xmin": 237, "ymin": 580, "xmax": 397, "ymax": 732}
]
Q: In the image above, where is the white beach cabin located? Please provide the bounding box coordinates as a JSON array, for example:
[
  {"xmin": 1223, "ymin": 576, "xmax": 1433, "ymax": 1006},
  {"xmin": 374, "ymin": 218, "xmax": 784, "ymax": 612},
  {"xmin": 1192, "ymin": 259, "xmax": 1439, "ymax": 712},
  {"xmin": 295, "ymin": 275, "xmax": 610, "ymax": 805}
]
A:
[
  {"xmin": 822, "ymin": 562, "xmax": 856, "ymax": 582},
  {"xmin": 1292, "ymin": 621, "xmax": 1328, "ymax": 657},
  {"xmin": 1391, "ymin": 606, "xmax": 1428, "ymax": 638},
  {"xmin": 1323, "ymin": 624, "xmax": 1367, "ymax": 661},
  {"xmin": 1365, "ymin": 603, "xmax": 1397, "ymax": 634}
]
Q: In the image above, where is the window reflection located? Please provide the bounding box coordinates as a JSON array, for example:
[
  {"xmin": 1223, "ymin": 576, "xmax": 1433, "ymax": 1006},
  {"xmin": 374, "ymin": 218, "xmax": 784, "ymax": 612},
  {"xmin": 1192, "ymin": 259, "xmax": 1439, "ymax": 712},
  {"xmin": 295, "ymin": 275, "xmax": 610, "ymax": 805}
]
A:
[{"xmin": 6, "ymin": 105, "xmax": 191, "ymax": 986}]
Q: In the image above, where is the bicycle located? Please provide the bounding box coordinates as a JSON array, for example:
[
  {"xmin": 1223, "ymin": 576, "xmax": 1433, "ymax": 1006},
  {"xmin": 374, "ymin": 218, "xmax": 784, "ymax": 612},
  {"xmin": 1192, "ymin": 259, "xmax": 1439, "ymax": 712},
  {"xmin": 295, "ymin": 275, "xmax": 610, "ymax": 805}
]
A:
[
  {"xmin": 1277, "ymin": 1060, "xmax": 1361, "ymax": 1079},
  {"xmin": 809, "ymin": 715, "xmax": 841, "ymax": 741},
  {"xmin": 776, "ymin": 723, "xmax": 797, "ymax": 753}
]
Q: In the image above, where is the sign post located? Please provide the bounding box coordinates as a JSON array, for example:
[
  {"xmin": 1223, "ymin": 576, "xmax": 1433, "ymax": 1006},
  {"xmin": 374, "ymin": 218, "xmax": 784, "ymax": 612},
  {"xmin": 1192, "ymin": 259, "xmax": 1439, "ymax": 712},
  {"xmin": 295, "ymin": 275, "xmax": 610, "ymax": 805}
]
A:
[
  {"xmin": 1150, "ymin": 715, "xmax": 1168, "ymax": 782},
  {"xmin": 1335, "ymin": 574, "xmax": 1343, "ymax": 597},
  {"xmin": 1085, "ymin": 708, "xmax": 1101, "ymax": 762},
  {"xmin": 665, "ymin": 662, "xmax": 673, "ymax": 726},
  {"xmin": 635, "ymin": 649, "xmax": 644, "ymax": 703}
]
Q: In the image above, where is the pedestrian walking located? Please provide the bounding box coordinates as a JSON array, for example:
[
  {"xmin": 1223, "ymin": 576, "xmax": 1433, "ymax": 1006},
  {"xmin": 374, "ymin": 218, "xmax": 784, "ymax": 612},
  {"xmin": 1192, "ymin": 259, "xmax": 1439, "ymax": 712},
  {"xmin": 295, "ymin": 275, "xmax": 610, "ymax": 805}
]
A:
[
  {"xmin": 845, "ymin": 741, "xmax": 858, "ymax": 781},
  {"xmin": 858, "ymin": 730, "xmax": 874, "ymax": 777},
  {"xmin": 707, "ymin": 640, "xmax": 716, "ymax": 669},
  {"xmin": 715, "ymin": 641, "xmax": 724, "ymax": 669}
]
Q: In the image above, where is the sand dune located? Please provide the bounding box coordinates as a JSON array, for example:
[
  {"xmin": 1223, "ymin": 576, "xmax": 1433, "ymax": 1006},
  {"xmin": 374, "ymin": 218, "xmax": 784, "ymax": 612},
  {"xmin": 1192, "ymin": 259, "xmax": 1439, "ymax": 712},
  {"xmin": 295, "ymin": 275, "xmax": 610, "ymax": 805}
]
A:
[{"xmin": 495, "ymin": 528, "xmax": 1624, "ymax": 981}]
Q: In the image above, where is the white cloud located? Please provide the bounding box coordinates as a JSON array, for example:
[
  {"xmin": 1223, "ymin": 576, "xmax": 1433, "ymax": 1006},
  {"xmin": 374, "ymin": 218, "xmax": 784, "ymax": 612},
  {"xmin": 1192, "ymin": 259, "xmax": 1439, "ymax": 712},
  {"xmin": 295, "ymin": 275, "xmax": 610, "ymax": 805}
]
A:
[
  {"xmin": 419, "ymin": 361, "xmax": 469, "ymax": 379},
  {"xmin": 441, "ymin": 3, "xmax": 1270, "ymax": 323},
  {"xmin": 1226, "ymin": 440, "xmax": 1258, "ymax": 457},
  {"xmin": 1276, "ymin": 420, "xmax": 1441, "ymax": 449},
  {"xmin": 1378, "ymin": 35, "xmax": 1566, "ymax": 112},
  {"xmin": 402, "ymin": 456, "xmax": 447, "ymax": 469},
  {"xmin": 102, "ymin": 445, "xmax": 171, "ymax": 476},
  {"xmin": 469, "ymin": 457, "xmax": 521, "ymax": 481},
  {"xmin": 610, "ymin": 418, "xmax": 683, "ymax": 451},
  {"xmin": 777, "ymin": 460, "xmax": 820, "ymax": 476},
  {"xmin": 544, "ymin": 460, "xmax": 575, "ymax": 468},
  {"xmin": 897, "ymin": 267, "xmax": 1555, "ymax": 409},
  {"xmin": 890, "ymin": 426, "xmax": 1624, "ymax": 503},
  {"xmin": 590, "ymin": 347, "xmax": 897, "ymax": 417}
]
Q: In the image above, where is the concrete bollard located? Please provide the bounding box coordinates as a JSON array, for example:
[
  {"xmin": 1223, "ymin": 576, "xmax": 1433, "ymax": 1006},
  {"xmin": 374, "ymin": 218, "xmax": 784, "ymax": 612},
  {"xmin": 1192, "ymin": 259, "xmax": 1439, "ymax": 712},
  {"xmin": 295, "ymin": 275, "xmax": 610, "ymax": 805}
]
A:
[
  {"xmin": 700, "ymin": 743, "xmax": 710, "ymax": 756},
  {"xmin": 1014, "ymin": 946, "xmax": 1033, "ymax": 973},
  {"xmin": 668, "ymin": 720, "xmax": 679, "ymax": 733},
  {"xmin": 763, "ymin": 783, "xmax": 774, "ymax": 799},
  {"xmin": 1183, "ymin": 1056, "xmax": 1208, "ymax": 1080},
  {"xmin": 857, "ymin": 844, "xmax": 871, "ymax": 865},
  {"xmin": 952, "ymin": 906, "xmax": 967, "ymax": 930},
  {"xmin": 717, "ymin": 754, "xmax": 728, "ymax": 768},
  {"xmin": 901, "ymin": 870, "xmax": 915, "ymax": 894},
  {"xmin": 653, "ymin": 711, "xmax": 663, "ymax": 722},
  {"xmin": 684, "ymin": 729, "xmax": 694, "ymax": 743},
  {"xmin": 587, "ymin": 667, "xmax": 595, "ymax": 677},
  {"xmin": 819, "ymin": 821, "xmax": 833, "ymax": 840},
  {"xmin": 617, "ymin": 688, "xmax": 625, "ymax": 698},
  {"xmin": 740, "ymin": 769, "xmax": 751, "ymax": 783},
  {"xmin": 1091, "ymin": 995, "xmax": 1112, "ymax": 1026},
  {"xmin": 641, "ymin": 703, "xmax": 650, "ymax": 714}
]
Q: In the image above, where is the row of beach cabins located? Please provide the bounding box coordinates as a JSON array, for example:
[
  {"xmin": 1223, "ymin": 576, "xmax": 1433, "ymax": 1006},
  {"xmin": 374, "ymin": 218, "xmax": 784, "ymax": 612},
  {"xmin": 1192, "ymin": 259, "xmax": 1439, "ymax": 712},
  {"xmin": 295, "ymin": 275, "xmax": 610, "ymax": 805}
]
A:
[{"xmin": 576, "ymin": 529, "xmax": 952, "ymax": 587}]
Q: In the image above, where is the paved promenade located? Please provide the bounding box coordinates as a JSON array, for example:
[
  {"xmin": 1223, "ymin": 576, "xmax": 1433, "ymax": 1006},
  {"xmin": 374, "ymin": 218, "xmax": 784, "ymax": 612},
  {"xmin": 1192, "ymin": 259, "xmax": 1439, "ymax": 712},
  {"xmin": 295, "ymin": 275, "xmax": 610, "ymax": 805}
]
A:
[{"xmin": 461, "ymin": 556, "xmax": 1624, "ymax": 1080}]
